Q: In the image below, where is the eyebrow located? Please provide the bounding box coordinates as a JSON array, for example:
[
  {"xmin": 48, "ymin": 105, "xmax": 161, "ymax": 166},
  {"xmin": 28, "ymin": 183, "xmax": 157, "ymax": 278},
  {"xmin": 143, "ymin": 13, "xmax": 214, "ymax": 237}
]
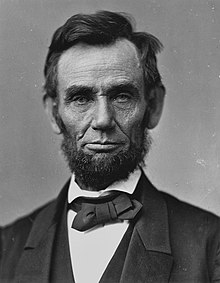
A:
[
  {"xmin": 64, "ymin": 82, "xmax": 140, "ymax": 103},
  {"xmin": 106, "ymin": 83, "xmax": 140, "ymax": 96},
  {"xmin": 64, "ymin": 85, "xmax": 96, "ymax": 103}
]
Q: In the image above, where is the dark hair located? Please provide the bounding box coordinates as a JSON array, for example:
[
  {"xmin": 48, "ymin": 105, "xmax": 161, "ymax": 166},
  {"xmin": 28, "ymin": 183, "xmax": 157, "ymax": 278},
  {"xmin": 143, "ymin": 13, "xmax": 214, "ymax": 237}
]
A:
[{"xmin": 43, "ymin": 10, "xmax": 164, "ymax": 102}]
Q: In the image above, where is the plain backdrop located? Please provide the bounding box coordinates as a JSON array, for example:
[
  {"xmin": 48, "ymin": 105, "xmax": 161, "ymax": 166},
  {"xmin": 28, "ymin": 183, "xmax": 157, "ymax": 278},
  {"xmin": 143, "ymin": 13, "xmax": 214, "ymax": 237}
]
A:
[{"xmin": 0, "ymin": 0, "xmax": 220, "ymax": 225}]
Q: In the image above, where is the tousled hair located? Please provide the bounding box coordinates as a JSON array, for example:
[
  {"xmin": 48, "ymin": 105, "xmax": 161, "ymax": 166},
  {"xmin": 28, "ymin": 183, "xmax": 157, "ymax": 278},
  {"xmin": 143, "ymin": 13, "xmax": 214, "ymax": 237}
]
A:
[{"xmin": 43, "ymin": 10, "xmax": 164, "ymax": 102}]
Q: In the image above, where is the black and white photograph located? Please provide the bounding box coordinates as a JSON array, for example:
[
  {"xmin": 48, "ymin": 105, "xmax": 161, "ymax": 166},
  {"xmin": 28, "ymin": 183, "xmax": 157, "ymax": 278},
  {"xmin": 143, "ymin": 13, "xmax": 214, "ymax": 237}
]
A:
[{"xmin": 0, "ymin": 0, "xmax": 220, "ymax": 282}]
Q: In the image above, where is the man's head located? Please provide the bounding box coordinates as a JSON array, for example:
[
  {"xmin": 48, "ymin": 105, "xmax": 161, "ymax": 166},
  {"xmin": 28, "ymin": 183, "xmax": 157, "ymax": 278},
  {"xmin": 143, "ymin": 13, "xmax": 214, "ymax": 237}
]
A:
[{"xmin": 44, "ymin": 11, "xmax": 165, "ymax": 190}]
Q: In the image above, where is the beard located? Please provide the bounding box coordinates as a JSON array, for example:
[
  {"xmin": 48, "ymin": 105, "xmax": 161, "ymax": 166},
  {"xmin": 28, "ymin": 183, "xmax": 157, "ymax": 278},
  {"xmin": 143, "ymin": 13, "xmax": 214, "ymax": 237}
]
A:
[{"xmin": 60, "ymin": 129, "xmax": 152, "ymax": 190}]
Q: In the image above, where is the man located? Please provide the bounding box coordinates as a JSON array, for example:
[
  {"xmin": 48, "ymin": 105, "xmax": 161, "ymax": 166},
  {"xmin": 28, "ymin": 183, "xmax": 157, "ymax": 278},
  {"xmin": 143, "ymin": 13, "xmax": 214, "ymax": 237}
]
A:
[{"xmin": 0, "ymin": 10, "xmax": 220, "ymax": 283}]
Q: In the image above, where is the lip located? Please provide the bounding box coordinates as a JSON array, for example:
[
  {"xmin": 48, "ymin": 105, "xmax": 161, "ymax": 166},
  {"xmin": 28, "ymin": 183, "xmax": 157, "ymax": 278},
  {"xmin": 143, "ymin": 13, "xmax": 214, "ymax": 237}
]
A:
[{"xmin": 84, "ymin": 141, "xmax": 123, "ymax": 152}]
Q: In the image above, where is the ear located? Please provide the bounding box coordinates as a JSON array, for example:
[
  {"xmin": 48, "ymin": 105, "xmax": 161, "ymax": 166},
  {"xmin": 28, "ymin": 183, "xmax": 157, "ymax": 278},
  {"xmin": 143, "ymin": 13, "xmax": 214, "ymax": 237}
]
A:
[
  {"xmin": 44, "ymin": 97, "xmax": 62, "ymax": 134},
  {"xmin": 146, "ymin": 85, "xmax": 165, "ymax": 129}
]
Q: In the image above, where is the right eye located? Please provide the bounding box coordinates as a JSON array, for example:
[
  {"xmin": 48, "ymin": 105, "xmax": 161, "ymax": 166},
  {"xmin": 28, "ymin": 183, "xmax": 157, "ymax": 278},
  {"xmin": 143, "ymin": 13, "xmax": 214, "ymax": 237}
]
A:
[{"xmin": 72, "ymin": 96, "xmax": 92, "ymax": 106}]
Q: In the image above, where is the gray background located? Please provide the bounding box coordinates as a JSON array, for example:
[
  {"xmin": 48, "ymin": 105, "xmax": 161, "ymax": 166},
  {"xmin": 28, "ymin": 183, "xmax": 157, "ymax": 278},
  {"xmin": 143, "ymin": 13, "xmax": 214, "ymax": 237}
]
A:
[{"xmin": 0, "ymin": 0, "xmax": 220, "ymax": 225}]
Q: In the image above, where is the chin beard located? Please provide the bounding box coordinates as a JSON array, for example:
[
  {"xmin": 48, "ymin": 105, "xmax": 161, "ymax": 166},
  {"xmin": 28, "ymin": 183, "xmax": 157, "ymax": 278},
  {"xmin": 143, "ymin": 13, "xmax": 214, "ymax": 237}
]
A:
[{"xmin": 61, "ymin": 130, "xmax": 151, "ymax": 190}]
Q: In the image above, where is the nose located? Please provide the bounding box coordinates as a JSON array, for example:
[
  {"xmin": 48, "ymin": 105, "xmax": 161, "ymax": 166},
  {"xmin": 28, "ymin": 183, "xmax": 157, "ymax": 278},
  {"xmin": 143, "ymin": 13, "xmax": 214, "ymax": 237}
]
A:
[{"xmin": 91, "ymin": 97, "xmax": 115, "ymax": 131}]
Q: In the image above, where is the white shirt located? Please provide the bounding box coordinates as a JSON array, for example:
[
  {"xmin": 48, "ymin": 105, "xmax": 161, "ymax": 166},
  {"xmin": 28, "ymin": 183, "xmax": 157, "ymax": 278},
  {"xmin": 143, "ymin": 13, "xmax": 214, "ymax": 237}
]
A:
[{"xmin": 67, "ymin": 168, "xmax": 141, "ymax": 283}]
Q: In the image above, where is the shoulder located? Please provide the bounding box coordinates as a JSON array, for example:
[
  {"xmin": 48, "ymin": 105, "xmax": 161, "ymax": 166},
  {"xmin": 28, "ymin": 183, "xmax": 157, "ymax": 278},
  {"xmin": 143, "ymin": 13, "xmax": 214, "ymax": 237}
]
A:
[
  {"xmin": 158, "ymin": 191, "xmax": 220, "ymax": 280},
  {"xmin": 0, "ymin": 201, "xmax": 54, "ymax": 264},
  {"xmin": 0, "ymin": 180, "xmax": 69, "ymax": 261},
  {"xmin": 160, "ymin": 190, "xmax": 220, "ymax": 240},
  {"xmin": 141, "ymin": 172, "xmax": 220, "ymax": 232},
  {"xmin": 161, "ymin": 190, "xmax": 220, "ymax": 221},
  {"xmin": 1, "ymin": 200, "xmax": 53, "ymax": 236}
]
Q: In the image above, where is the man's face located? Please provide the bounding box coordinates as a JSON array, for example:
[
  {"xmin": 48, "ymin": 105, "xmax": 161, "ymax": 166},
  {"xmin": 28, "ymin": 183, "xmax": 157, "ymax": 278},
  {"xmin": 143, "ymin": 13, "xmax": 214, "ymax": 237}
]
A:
[{"xmin": 55, "ymin": 39, "xmax": 150, "ymax": 189}]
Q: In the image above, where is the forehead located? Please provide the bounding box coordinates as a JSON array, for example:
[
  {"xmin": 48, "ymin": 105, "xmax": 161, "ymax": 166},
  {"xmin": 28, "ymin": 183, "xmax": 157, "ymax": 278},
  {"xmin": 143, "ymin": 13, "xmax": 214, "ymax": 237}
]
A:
[{"xmin": 57, "ymin": 39, "xmax": 143, "ymax": 91}]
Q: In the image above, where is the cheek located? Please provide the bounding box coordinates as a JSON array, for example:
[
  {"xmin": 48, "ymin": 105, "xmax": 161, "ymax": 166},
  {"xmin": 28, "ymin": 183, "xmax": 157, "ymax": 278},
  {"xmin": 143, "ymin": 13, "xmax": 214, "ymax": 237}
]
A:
[
  {"xmin": 117, "ymin": 108, "xmax": 146, "ymax": 143},
  {"xmin": 129, "ymin": 120, "xmax": 145, "ymax": 144},
  {"xmin": 58, "ymin": 108, "xmax": 84, "ymax": 137}
]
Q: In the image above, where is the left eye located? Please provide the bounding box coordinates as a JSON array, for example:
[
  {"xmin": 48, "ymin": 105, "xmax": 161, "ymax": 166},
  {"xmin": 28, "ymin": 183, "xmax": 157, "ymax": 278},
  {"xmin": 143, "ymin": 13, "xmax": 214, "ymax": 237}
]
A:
[{"xmin": 114, "ymin": 94, "xmax": 131, "ymax": 103}]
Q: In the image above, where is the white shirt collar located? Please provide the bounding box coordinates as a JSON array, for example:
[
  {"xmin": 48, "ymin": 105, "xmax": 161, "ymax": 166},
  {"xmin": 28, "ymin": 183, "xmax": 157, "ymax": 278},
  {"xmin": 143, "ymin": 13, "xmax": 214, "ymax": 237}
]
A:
[{"xmin": 68, "ymin": 167, "xmax": 142, "ymax": 203}]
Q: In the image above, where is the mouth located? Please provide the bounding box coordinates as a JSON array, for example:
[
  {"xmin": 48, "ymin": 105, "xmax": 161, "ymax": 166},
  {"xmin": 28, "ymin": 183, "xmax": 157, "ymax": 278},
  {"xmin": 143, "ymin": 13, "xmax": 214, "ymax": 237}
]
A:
[{"xmin": 84, "ymin": 141, "xmax": 123, "ymax": 152}]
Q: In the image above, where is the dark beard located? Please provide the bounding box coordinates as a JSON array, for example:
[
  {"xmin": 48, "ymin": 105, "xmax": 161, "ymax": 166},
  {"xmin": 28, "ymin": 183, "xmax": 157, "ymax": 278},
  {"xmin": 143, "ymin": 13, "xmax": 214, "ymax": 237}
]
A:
[{"xmin": 61, "ymin": 130, "xmax": 151, "ymax": 190}]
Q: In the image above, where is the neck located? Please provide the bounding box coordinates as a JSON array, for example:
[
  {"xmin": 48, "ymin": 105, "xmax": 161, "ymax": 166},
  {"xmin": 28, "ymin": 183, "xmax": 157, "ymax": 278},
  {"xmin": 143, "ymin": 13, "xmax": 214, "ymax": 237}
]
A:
[{"xmin": 75, "ymin": 177, "xmax": 113, "ymax": 192}]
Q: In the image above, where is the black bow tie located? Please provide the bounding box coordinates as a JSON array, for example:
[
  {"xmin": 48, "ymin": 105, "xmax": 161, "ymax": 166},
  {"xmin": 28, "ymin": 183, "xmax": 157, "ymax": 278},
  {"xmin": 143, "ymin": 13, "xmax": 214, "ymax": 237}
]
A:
[{"xmin": 69, "ymin": 192, "xmax": 142, "ymax": 232}]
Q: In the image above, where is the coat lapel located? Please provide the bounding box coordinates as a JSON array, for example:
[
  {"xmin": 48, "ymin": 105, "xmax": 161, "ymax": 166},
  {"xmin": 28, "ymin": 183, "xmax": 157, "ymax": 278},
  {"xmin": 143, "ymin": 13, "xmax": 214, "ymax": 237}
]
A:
[
  {"xmin": 15, "ymin": 180, "xmax": 71, "ymax": 283},
  {"xmin": 49, "ymin": 201, "xmax": 75, "ymax": 283},
  {"xmin": 120, "ymin": 173, "xmax": 174, "ymax": 283}
]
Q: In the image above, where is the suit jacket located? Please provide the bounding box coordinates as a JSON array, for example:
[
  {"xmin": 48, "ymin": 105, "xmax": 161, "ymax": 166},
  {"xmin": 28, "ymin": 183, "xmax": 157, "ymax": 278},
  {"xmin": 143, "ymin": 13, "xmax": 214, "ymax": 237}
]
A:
[{"xmin": 1, "ymin": 173, "xmax": 220, "ymax": 283}]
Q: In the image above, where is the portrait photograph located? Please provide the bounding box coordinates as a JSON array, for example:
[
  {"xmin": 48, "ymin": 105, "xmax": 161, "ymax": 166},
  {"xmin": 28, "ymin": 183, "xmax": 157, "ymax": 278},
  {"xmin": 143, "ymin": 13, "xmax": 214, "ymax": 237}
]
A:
[{"xmin": 0, "ymin": 0, "xmax": 220, "ymax": 282}]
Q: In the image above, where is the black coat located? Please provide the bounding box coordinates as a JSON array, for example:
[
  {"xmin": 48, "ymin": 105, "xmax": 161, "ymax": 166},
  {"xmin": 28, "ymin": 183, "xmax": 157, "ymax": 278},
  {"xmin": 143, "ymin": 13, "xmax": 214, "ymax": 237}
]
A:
[{"xmin": 1, "ymin": 174, "xmax": 220, "ymax": 282}]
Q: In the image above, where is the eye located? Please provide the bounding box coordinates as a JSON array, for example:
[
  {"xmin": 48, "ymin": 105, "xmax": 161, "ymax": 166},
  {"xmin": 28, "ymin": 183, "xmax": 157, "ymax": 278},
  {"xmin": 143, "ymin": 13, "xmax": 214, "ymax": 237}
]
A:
[
  {"xmin": 113, "ymin": 93, "xmax": 132, "ymax": 103},
  {"xmin": 112, "ymin": 93, "xmax": 136, "ymax": 110},
  {"xmin": 73, "ymin": 95, "xmax": 92, "ymax": 106}
]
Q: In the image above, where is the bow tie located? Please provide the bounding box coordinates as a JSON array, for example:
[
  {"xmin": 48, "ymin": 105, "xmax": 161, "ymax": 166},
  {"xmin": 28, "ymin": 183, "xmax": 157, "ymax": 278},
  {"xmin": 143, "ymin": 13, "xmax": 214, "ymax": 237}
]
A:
[{"xmin": 69, "ymin": 192, "xmax": 142, "ymax": 232}]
